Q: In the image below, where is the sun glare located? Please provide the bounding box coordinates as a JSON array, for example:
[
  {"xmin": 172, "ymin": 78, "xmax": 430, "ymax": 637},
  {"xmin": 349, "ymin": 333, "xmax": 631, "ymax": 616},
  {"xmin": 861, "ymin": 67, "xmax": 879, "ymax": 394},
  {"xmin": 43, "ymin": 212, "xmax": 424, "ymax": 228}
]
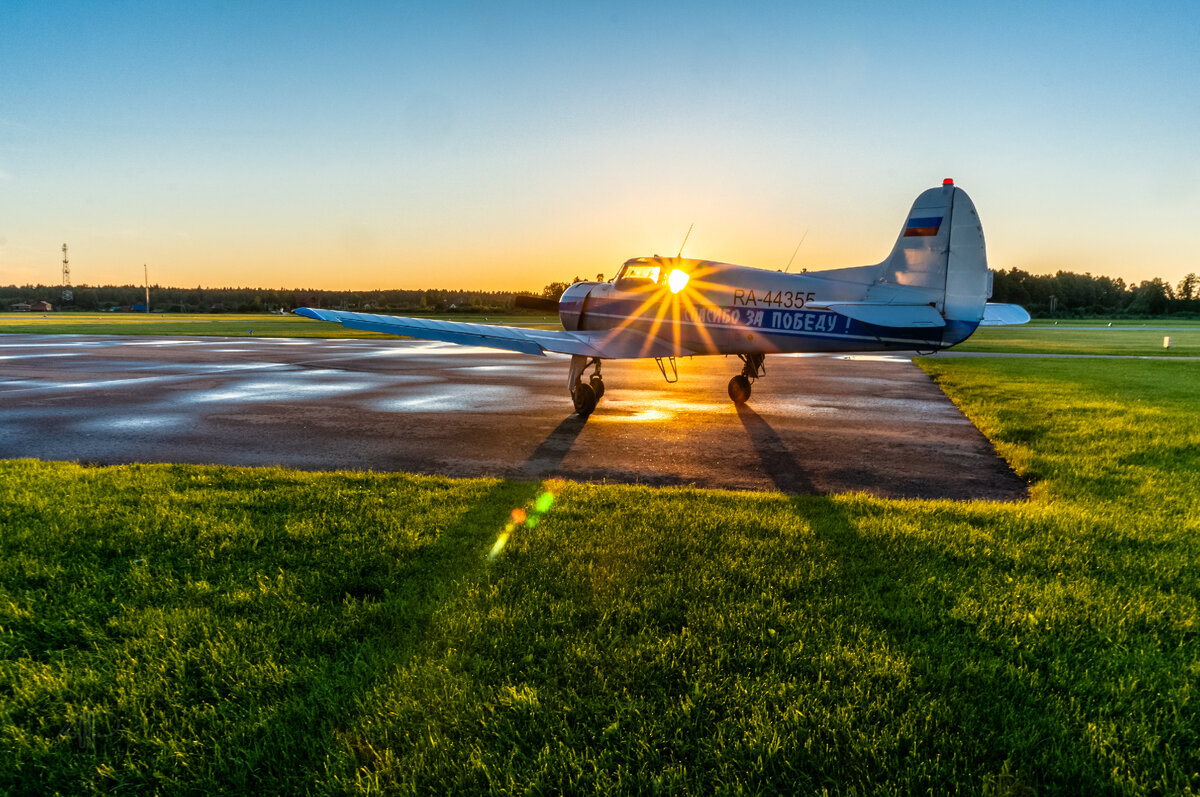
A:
[
  {"xmin": 667, "ymin": 269, "xmax": 690, "ymax": 293},
  {"xmin": 595, "ymin": 260, "xmax": 732, "ymax": 359}
]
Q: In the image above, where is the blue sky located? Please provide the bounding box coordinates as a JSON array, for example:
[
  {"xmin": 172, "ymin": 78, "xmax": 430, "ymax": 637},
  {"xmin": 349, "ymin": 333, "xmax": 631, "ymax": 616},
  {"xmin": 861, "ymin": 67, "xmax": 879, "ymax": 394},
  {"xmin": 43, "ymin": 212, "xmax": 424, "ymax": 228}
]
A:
[{"xmin": 3, "ymin": 1, "xmax": 1198, "ymax": 291}]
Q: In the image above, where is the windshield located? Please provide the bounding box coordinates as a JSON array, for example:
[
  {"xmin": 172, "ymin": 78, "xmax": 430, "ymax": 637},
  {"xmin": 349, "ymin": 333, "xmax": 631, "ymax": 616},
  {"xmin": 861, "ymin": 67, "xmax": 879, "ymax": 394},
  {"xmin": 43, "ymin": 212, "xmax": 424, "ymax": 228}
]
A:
[{"xmin": 615, "ymin": 260, "xmax": 661, "ymax": 291}]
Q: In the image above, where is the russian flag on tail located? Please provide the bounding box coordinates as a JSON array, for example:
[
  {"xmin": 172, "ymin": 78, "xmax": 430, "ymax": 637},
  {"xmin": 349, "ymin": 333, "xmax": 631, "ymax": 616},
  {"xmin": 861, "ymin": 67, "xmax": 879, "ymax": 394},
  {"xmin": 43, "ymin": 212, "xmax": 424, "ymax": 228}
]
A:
[{"xmin": 903, "ymin": 216, "xmax": 942, "ymax": 237}]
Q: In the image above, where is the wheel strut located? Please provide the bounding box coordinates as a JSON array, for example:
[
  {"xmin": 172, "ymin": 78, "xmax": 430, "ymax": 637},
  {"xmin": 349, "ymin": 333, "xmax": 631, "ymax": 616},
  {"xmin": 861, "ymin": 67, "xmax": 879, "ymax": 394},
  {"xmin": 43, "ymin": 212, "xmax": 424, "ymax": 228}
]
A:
[
  {"xmin": 568, "ymin": 355, "xmax": 604, "ymax": 416},
  {"xmin": 729, "ymin": 353, "xmax": 765, "ymax": 404},
  {"xmin": 739, "ymin": 352, "xmax": 766, "ymax": 379}
]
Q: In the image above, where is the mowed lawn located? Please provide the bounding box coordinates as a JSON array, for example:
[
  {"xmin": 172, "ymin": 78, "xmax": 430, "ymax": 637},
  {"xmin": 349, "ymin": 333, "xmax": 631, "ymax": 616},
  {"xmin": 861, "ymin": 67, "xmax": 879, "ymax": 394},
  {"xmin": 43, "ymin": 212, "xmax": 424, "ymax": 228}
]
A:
[
  {"xmin": 0, "ymin": 313, "xmax": 559, "ymax": 338},
  {"xmin": 4, "ymin": 313, "xmax": 1200, "ymax": 355},
  {"xmin": 955, "ymin": 320, "xmax": 1200, "ymax": 357},
  {"xmin": 1, "ymin": 357, "xmax": 1198, "ymax": 793}
]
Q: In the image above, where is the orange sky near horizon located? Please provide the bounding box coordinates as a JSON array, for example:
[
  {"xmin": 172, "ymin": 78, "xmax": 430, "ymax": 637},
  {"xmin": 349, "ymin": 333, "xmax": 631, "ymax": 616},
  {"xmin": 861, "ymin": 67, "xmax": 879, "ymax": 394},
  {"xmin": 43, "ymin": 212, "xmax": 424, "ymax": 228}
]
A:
[{"xmin": 3, "ymin": 4, "xmax": 1197, "ymax": 294}]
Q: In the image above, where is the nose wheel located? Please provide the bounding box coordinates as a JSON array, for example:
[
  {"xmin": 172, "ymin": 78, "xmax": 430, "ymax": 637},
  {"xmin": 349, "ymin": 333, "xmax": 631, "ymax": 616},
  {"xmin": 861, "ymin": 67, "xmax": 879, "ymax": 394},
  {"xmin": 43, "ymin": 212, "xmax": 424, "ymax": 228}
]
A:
[
  {"xmin": 728, "ymin": 353, "xmax": 765, "ymax": 404},
  {"xmin": 568, "ymin": 355, "xmax": 604, "ymax": 416}
]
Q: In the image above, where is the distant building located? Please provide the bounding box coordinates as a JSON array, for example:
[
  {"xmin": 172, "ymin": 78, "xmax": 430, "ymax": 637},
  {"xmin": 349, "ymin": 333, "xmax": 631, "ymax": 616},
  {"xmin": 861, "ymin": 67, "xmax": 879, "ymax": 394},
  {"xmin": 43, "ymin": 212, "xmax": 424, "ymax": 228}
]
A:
[
  {"xmin": 9, "ymin": 302, "xmax": 32, "ymax": 312},
  {"xmin": 30, "ymin": 301, "xmax": 52, "ymax": 312}
]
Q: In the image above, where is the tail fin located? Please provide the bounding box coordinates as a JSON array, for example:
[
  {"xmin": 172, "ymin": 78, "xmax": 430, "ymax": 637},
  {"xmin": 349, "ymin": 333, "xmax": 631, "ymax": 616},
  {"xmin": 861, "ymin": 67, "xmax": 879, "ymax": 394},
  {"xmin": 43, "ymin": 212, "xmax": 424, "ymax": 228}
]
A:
[{"xmin": 874, "ymin": 180, "xmax": 989, "ymax": 330}]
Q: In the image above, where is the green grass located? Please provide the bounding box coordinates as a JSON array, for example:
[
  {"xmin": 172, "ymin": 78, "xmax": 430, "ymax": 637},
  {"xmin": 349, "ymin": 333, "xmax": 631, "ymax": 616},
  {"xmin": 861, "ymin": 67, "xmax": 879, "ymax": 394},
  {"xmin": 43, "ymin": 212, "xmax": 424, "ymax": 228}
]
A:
[
  {"xmin": 0, "ymin": 313, "xmax": 559, "ymax": 338},
  {"xmin": 955, "ymin": 320, "xmax": 1200, "ymax": 356},
  {"xmin": 6, "ymin": 313, "xmax": 1200, "ymax": 356},
  {"xmin": 2, "ymin": 359, "xmax": 1198, "ymax": 793}
]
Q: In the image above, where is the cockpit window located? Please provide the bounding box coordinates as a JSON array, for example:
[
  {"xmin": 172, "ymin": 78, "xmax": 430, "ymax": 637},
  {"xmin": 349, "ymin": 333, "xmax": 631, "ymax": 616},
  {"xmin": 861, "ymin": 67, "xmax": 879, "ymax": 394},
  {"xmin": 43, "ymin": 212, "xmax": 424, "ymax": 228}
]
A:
[{"xmin": 615, "ymin": 260, "xmax": 661, "ymax": 291}]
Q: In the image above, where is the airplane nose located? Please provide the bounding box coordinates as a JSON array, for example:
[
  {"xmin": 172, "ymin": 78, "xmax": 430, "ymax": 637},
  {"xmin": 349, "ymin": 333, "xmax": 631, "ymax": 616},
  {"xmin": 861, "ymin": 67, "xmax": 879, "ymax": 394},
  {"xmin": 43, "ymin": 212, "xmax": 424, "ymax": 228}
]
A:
[{"xmin": 558, "ymin": 282, "xmax": 595, "ymax": 330}]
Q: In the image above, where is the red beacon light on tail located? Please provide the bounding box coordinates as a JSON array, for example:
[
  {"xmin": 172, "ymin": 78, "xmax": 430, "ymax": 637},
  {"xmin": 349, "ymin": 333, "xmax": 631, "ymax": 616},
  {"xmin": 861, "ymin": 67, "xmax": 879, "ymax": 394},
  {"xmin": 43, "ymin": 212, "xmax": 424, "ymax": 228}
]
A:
[{"xmin": 943, "ymin": 178, "xmax": 954, "ymax": 186}]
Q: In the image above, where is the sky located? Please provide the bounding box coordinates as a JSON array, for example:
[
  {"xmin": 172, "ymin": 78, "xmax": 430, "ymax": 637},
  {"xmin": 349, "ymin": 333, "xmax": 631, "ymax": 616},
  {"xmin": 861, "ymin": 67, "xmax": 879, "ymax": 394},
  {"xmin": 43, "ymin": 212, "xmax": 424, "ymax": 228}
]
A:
[{"xmin": 2, "ymin": 1, "xmax": 1198, "ymax": 293}]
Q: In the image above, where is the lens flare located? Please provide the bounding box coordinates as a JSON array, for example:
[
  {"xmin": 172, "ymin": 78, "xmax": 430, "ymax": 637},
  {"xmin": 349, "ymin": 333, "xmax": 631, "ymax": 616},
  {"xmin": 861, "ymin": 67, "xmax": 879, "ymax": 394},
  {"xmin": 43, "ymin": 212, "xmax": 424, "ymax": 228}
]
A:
[
  {"xmin": 667, "ymin": 268, "xmax": 690, "ymax": 293},
  {"xmin": 488, "ymin": 488, "xmax": 557, "ymax": 563},
  {"xmin": 597, "ymin": 259, "xmax": 732, "ymax": 358},
  {"xmin": 488, "ymin": 532, "xmax": 510, "ymax": 561}
]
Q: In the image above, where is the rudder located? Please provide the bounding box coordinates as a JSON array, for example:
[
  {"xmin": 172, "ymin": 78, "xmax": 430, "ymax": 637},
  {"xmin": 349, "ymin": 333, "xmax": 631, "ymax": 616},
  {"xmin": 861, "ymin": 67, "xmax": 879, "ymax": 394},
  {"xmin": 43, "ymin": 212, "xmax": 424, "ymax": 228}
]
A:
[{"xmin": 876, "ymin": 180, "xmax": 989, "ymax": 332}]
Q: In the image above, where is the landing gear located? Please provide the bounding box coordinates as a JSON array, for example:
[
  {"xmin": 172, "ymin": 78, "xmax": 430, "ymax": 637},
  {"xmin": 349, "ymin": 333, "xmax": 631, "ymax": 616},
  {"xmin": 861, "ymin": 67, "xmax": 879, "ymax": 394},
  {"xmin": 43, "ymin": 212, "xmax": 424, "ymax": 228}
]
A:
[
  {"xmin": 568, "ymin": 355, "xmax": 604, "ymax": 416},
  {"xmin": 728, "ymin": 353, "xmax": 765, "ymax": 405},
  {"xmin": 728, "ymin": 374, "xmax": 752, "ymax": 404},
  {"xmin": 573, "ymin": 382, "xmax": 598, "ymax": 415}
]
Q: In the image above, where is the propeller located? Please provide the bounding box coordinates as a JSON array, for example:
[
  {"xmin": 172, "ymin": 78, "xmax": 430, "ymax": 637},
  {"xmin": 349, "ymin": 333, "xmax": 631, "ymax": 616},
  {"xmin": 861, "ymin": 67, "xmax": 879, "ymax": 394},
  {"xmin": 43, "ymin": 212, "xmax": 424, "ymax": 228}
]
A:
[{"xmin": 513, "ymin": 294, "xmax": 561, "ymax": 313}]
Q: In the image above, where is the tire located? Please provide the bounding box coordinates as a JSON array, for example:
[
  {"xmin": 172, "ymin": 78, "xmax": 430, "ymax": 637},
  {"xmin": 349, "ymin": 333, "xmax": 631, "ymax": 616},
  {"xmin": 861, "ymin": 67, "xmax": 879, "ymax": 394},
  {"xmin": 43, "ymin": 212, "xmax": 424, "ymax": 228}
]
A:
[
  {"xmin": 728, "ymin": 374, "xmax": 752, "ymax": 404},
  {"xmin": 590, "ymin": 376, "xmax": 605, "ymax": 400},
  {"xmin": 573, "ymin": 382, "xmax": 598, "ymax": 416}
]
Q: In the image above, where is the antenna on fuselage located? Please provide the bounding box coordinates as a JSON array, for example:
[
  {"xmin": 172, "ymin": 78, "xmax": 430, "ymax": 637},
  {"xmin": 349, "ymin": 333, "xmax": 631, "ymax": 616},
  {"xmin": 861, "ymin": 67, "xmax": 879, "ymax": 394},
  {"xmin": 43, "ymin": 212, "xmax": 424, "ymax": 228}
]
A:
[
  {"xmin": 676, "ymin": 223, "xmax": 694, "ymax": 258},
  {"xmin": 783, "ymin": 228, "xmax": 809, "ymax": 273}
]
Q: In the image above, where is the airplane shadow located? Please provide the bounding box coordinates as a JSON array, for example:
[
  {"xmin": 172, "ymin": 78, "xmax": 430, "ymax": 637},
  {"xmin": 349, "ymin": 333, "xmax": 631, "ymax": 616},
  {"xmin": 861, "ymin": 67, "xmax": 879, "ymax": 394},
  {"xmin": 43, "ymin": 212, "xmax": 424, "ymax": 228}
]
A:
[
  {"xmin": 736, "ymin": 403, "xmax": 817, "ymax": 494},
  {"xmin": 520, "ymin": 414, "xmax": 588, "ymax": 478}
]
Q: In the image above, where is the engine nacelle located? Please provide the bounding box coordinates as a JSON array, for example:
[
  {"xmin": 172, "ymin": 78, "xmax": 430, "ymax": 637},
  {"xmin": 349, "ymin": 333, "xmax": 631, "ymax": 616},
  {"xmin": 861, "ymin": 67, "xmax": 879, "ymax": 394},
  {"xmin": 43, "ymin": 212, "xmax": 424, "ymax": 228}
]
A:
[{"xmin": 558, "ymin": 281, "xmax": 601, "ymax": 331}]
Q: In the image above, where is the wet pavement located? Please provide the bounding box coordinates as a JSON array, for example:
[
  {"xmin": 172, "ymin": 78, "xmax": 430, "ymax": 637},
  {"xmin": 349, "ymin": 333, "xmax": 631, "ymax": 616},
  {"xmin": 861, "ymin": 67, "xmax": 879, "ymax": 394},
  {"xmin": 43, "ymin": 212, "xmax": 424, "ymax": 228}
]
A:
[{"xmin": 0, "ymin": 334, "xmax": 1027, "ymax": 500}]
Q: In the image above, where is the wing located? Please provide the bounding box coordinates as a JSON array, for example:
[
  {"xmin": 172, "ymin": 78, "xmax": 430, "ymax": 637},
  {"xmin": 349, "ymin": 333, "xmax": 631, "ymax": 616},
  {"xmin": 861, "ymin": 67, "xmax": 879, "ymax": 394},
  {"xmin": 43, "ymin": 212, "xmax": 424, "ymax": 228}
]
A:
[{"xmin": 294, "ymin": 308, "xmax": 693, "ymax": 359}]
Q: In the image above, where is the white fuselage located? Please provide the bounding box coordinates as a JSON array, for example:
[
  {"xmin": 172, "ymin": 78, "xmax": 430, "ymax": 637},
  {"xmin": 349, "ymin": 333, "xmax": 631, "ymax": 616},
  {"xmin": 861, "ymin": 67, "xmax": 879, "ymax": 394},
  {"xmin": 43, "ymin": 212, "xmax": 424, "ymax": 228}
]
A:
[{"xmin": 559, "ymin": 257, "xmax": 975, "ymax": 356}]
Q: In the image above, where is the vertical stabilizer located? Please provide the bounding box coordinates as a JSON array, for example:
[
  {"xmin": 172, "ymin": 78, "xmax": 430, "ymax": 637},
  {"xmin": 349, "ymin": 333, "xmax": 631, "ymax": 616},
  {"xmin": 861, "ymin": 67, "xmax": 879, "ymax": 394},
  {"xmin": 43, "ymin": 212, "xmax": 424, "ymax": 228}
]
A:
[{"xmin": 873, "ymin": 180, "xmax": 989, "ymax": 330}]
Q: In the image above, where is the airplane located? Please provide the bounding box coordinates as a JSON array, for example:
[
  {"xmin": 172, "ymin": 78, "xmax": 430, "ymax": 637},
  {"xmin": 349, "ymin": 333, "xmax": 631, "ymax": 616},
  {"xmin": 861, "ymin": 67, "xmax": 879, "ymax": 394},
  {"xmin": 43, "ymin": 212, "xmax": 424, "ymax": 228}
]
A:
[{"xmin": 296, "ymin": 179, "xmax": 1029, "ymax": 416}]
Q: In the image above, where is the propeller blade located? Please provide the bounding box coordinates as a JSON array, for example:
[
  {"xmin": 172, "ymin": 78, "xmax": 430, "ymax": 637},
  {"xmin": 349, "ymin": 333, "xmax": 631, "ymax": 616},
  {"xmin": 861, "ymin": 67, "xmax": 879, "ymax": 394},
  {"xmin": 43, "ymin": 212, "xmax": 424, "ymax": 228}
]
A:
[{"xmin": 513, "ymin": 294, "xmax": 560, "ymax": 313}]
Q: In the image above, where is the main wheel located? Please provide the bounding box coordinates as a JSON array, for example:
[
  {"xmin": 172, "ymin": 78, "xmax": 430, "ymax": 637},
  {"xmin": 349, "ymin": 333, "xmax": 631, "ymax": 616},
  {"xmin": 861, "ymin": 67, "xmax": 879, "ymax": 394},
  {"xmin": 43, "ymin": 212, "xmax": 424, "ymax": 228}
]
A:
[
  {"xmin": 589, "ymin": 375, "xmax": 605, "ymax": 400},
  {"xmin": 573, "ymin": 382, "xmax": 598, "ymax": 416},
  {"xmin": 728, "ymin": 374, "xmax": 752, "ymax": 404}
]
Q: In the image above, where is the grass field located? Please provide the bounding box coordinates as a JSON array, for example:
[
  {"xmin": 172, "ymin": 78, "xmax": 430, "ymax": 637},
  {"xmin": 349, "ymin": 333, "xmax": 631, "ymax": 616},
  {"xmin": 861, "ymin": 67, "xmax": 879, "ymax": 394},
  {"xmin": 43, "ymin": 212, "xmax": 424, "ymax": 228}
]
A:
[
  {"xmin": 0, "ymin": 313, "xmax": 560, "ymax": 338},
  {"xmin": 2, "ymin": 352, "xmax": 1198, "ymax": 793},
  {"xmin": 3, "ymin": 313, "xmax": 1199, "ymax": 357},
  {"xmin": 952, "ymin": 322, "xmax": 1200, "ymax": 357}
]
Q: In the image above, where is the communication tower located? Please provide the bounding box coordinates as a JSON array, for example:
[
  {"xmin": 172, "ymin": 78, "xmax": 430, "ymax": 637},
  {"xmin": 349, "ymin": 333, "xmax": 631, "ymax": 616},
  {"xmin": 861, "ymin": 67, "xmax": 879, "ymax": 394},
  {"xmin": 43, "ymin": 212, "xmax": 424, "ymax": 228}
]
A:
[{"xmin": 62, "ymin": 244, "xmax": 73, "ymax": 303}]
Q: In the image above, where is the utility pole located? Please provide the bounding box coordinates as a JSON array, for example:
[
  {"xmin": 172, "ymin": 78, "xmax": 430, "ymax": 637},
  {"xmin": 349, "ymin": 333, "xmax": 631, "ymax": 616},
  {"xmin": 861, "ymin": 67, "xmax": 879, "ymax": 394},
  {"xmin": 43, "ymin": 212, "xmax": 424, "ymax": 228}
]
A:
[
  {"xmin": 144, "ymin": 264, "xmax": 150, "ymax": 312},
  {"xmin": 62, "ymin": 244, "xmax": 73, "ymax": 303}
]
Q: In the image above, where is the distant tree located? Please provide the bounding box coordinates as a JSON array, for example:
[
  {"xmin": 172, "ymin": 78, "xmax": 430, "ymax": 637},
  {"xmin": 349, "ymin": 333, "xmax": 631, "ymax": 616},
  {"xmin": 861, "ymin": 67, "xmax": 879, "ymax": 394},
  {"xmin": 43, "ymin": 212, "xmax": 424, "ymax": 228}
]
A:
[
  {"xmin": 541, "ymin": 277, "xmax": 582, "ymax": 299},
  {"xmin": 1177, "ymin": 273, "xmax": 1198, "ymax": 302},
  {"xmin": 1128, "ymin": 278, "xmax": 1172, "ymax": 315}
]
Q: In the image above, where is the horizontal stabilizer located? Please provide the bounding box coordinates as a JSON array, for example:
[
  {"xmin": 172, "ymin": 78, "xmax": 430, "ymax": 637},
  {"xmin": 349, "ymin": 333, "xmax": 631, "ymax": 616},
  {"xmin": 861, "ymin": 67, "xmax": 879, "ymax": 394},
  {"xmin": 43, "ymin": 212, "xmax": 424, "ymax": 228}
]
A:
[
  {"xmin": 821, "ymin": 302, "xmax": 946, "ymax": 328},
  {"xmin": 980, "ymin": 303, "xmax": 1032, "ymax": 326}
]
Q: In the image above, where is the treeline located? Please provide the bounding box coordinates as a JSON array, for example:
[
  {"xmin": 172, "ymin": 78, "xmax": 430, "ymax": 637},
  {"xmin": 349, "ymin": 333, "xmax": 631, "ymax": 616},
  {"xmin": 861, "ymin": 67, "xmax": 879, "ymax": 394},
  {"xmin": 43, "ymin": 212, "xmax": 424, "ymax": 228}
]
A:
[
  {"xmin": 0, "ymin": 285, "xmax": 536, "ymax": 314},
  {"xmin": 4, "ymin": 269, "xmax": 1200, "ymax": 316},
  {"xmin": 991, "ymin": 270, "xmax": 1200, "ymax": 317}
]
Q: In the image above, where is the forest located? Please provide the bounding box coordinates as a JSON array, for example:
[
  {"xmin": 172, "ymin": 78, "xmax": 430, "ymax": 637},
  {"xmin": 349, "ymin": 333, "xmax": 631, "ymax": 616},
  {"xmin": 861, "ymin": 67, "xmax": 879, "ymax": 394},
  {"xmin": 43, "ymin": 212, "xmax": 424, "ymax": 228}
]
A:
[
  {"xmin": 0, "ymin": 285, "xmax": 529, "ymax": 314},
  {"xmin": 2, "ymin": 270, "xmax": 1198, "ymax": 317},
  {"xmin": 990, "ymin": 269, "xmax": 1198, "ymax": 316}
]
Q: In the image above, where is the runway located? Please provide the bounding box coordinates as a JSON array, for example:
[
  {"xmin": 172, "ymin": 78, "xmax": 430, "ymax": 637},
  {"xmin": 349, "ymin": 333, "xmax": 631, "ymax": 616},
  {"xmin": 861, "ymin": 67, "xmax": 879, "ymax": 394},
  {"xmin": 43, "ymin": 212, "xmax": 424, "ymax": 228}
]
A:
[{"xmin": 0, "ymin": 334, "xmax": 1027, "ymax": 500}]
